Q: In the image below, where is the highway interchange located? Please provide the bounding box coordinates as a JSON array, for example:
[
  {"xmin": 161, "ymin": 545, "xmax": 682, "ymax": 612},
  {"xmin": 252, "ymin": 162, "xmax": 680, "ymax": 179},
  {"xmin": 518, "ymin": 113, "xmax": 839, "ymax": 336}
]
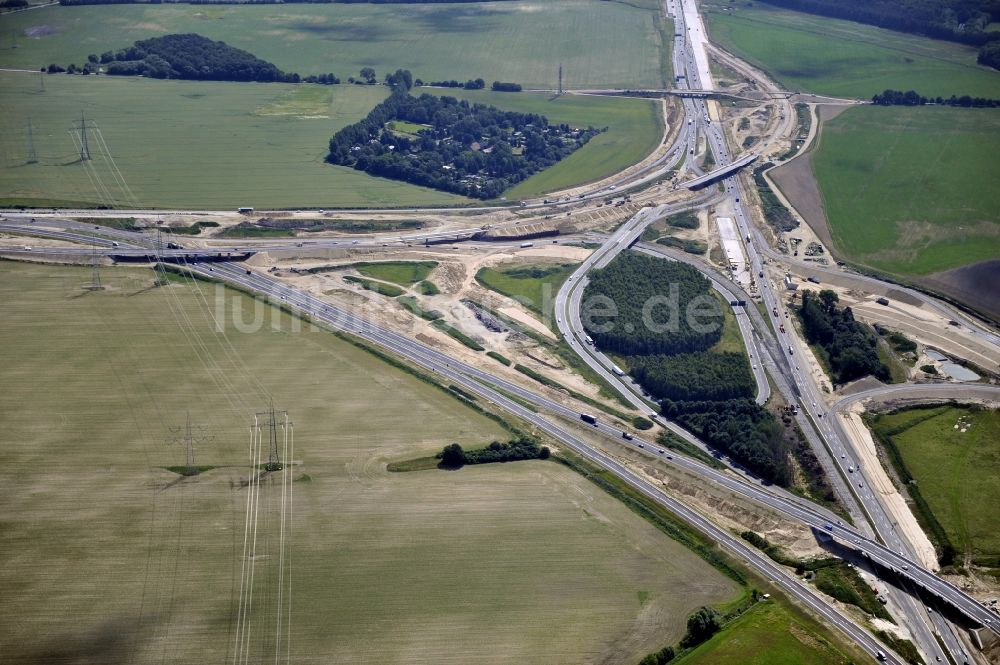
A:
[{"xmin": 3, "ymin": 0, "xmax": 1000, "ymax": 662}]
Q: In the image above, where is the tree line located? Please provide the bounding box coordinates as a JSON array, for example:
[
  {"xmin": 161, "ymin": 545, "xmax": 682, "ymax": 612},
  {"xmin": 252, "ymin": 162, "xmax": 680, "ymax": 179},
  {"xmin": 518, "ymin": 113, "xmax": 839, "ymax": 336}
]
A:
[
  {"xmin": 425, "ymin": 78, "xmax": 486, "ymax": 90},
  {"xmin": 797, "ymin": 289, "xmax": 890, "ymax": 386},
  {"xmin": 755, "ymin": 0, "xmax": 1000, "ymax": 68},
  {"xmin": 326, "ymin": 83, "xmax": 601, "ymax": 199},
  {"xmin": 45, "ymin": 33, "xmax": 321, "ymax": 83},
  {"xmin": 439, "ymin": 437, "xmax": 550, "ymax": 468},
  {"xmin": 871, "ymin": 88, "xmax": 1000, "ymax": 107}
]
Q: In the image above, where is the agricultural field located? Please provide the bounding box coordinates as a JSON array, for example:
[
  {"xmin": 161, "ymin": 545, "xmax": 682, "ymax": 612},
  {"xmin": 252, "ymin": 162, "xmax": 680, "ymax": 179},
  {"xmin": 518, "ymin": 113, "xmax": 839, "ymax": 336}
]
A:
[
  {"xmin": 0, "ymin": 260, "xmax": 740, "ymax": 665},
  {"xmin": 701, "ymin": 1, "xmax": 1000, "ymax": 99},
  {"xmin": 0, "ymin": 0, "xmax": 667, "ymax": 89},
  {"xmin": 0, "ymin": 74, "xmax": 663, "ymax": 208},
  {"xmin": 867, "ymin": 405, "xmax": 1000, "ymax": 567},
  {"xmin": 475, "ymin": 261, "xmax": 579, "ymax": 324},
  {"xmin": 428, "ymin": 90, "xmax": 664, "ymax": 199},
  {"xmin": 809, "ymin": 106, "xmax": 1000, "ymax": 275},
  {"xmin": 0, "ymin": 71, "xmax": 466, "ymax": 208},
  {"xmin": 673, "ymin": 601, "xmax": 857, "ymax": 665}
]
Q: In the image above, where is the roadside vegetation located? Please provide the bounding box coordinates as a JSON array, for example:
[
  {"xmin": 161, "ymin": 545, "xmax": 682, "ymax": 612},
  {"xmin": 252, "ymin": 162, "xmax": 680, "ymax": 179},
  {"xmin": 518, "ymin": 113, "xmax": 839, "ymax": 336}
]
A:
[
  {"xmin": 432, "ymin": 319, "xmax": 485, "ymax": 351},
  {"xmin": 740, "ymin": 531, "xmax": 891, "ymax": 621},
  {"xmin": 354, "ymin": 260, "xmax": 437, "ymax": 286},
  {"xmin": 396, "ymin": 295, "xmax": 442, "ymax": 321},
  {"xmin": 865, "ymin": 404, "xmax": 1000, "ymax": 569},
  {"xmin": 475, "ymin": 262, "xmax": 578, "ymax": 325},
  {"xmin": 751, "ymin": 163, "xmax": 798, "ymax": 232},
  {"xmin": 669, "ymin": 600, "xmax": 862, "ymax": 665},
  {"xmin": 223, "ymin": 218, "xmax": 426, "ymax": 237},
  {"xmin": 796, "ymin": 289, "xmax": 890, "ymax": 386},
  {"xmin": 656, "ymin": 236, "xmax": 709, "ymax": 255},
  {"xmin": 343, "ymin": 275, "xmax": 405, "ymax": 297}
]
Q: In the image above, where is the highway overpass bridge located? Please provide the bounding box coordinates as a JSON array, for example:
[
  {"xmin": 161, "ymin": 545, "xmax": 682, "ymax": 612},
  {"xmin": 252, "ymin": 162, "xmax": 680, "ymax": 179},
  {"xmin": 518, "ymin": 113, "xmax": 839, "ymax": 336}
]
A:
[{"xmin": 686, "ymin": 153, "xmax": 758, "ymax": 190}]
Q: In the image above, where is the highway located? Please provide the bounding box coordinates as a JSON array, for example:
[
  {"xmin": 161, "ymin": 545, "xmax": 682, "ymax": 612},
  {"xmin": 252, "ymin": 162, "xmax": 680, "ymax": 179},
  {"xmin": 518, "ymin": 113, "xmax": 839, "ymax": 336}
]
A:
[
  {"xmin": 663, "ymin": 0, "xmax": 996, "ymax": 660},
  {"xmin": 10, "ymin": 193, "xmax": 1000, "ymax": 663}
]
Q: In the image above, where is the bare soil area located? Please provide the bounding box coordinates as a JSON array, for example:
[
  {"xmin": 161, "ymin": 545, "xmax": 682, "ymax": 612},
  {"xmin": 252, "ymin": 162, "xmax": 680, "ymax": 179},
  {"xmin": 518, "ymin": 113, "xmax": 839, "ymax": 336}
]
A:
[
  {"xmin": 768, "ymin": 105, "xmax": 850, "ymax": 254},
  {"xmin": 916, "ymin": 259, "xmax": 1000, "ymax": 324}
]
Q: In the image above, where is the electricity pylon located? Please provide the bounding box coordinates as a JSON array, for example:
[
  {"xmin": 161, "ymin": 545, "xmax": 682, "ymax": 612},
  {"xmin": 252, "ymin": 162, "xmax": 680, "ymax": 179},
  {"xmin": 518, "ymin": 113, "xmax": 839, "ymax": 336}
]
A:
[
  {"xmin": 168, "ymin": 411, "xmax": 212, "ymax": 475},
  {"xmin": 254, "ymin": 401, "xmax": 291, "ymax": 471}
]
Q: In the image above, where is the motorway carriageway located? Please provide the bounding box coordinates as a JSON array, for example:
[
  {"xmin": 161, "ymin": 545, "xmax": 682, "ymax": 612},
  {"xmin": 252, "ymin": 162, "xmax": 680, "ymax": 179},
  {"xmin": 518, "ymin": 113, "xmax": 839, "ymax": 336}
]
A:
[{"xmin": 204, "ymin": 257, "xmax": 996, "ymax": 642}]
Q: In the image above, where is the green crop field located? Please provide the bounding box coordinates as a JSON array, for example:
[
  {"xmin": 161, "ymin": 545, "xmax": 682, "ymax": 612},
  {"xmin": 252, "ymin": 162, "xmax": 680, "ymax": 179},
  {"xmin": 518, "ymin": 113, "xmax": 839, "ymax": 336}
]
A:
[
  {"xmin": 673, "ymin": 601, "xmax": 856, "ymax": 665},
  {"xmin": 0, "ymin": 0, "xmax": 667, "ymax": 90},
  {"xmin": 0, "ymin": 260, "xmax": 740, "ymax": 664},
  {"xmin": 702, "ymin": 1, "xmax": 1000, "ymax": 99},
  {"xmin": 429, "ymin": 90, "xmax": 664, "ymax": 199},
  {"xmin": 868, "ymin": 405, "xmax": 1000, "ymax": 566},
  {"xmin": 476, "ymin": 261, "xmax": 579, "ymax": 324},
  {"xmin": 0, "ymin": 75, "xmax": 663, "ymax": 208},
  {"xmin": 354, "ymin": 260, "xmax": 438, "ymax": 286},
  {"xmin": 0, "ymin": 71, "xmax": 467, "ymax": 209},
  {"xmin": 809, "ymin": 106, "xmax": 1000, "ymax": 275}
]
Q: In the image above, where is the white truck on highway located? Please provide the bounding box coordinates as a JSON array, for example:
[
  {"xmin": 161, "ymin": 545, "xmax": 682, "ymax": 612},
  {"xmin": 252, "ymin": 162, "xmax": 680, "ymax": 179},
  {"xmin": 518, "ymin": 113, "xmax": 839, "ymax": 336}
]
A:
[{"xmin": 611, "ymin": 365, "xmax": 625, "ymax": 377}]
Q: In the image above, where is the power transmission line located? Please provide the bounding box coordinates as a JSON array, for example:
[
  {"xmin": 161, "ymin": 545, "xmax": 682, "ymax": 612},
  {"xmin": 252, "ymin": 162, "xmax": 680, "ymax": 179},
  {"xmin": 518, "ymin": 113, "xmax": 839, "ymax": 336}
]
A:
[
  {"xmin": 558, "ymin": 63, "xmax": 563, "ymax": 96},
  {"xmin": 26, "ymin": 118, "xmax": 37, "ymax": 164}
]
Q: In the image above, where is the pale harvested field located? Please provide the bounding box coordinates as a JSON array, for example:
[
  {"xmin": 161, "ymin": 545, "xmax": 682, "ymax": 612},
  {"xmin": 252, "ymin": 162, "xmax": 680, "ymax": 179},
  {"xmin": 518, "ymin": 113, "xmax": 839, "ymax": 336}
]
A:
[{"xmin": 0, "ymin": 261, "xmax": 737, "ymax": 664}]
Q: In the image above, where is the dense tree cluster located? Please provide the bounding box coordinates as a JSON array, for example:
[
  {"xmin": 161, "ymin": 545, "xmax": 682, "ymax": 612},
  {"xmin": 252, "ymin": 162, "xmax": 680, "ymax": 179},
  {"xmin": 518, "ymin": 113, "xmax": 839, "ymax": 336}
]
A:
[
  {"xmin": 491, "ymin": 81, "xmax": 523, "ymax": 92},
  {"xmin": 797, "ymin": 289, "xmax": 890, "ymax": 385},
  {"xmin": 664, "ymin": 211, "xmax": 699, "ymax": 229},
  {"xmin": 327, "ymin": 88, "xmax": 602, "ymax": 199},
  {"xmin": 662, "ymin": 398, "xmax": 791, "ymax": 486},
  {"xmin": 980, "ymin": 41, "xmax": 1000, "ymax": 68},
  {"xmin": 581, "ymin": 254, "xmax": 722, "ymax": 356},
  {"xmin": 47, "ymin": 33, "xmax": 304, "ymax": 82},
  {"xmin": 438, "ymin": 437, "xmax": 549, "ymax": 468},
  {"xmin": 638, "ymin": 646, "xmax": 676, "ymax": 665},
  {"xmin": 681, "ymin": 607, "xmax": 722, "ymax": 648},
  {"xmin": 871, "ymin": 88, "xmax": 1000, "ymax": 107},
  {"xmin": 755, "ymin": 0, "xmax": 1000, "ymax": 69},
  {"xmin": 582, "ymin": 253, "xmax": 792, "ymax": 486},
  {"xmin": 631, "ymin": 352, "xmax": 754, "ymax": 402},
  {"xmin": 47, "ymin": 33, "xmax": 342, "ymax": 83},
  {"xmin": 637, "ymin": 606, "xmax": 723, "ymax": 664}
]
